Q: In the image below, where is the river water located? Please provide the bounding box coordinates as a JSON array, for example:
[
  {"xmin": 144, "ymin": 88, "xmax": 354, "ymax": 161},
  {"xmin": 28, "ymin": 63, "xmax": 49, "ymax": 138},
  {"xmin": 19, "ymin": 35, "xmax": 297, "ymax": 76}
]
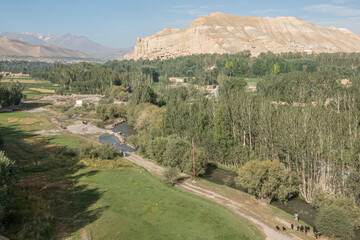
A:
[{"xmin": 98, "ymin": 122, "xmax": 136, "ymax": 152}]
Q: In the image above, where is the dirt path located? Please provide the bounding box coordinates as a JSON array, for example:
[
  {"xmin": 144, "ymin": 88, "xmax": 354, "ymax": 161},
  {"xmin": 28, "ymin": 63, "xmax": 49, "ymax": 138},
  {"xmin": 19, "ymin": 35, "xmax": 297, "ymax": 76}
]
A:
[
  {"xmin": 25, "ymin": 100, "xmax": 301, "ymax": 240},
  {"xmin": 126, "ymin": 153, "xmax": 299, "ymax": 240}
]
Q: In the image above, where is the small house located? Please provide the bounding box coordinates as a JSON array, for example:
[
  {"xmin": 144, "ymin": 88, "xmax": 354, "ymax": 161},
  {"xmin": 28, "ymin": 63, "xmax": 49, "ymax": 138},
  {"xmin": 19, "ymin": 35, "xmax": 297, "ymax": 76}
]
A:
[{"xmin": 75, "ymin": 100, "xmax": 83, "ymax": 106}]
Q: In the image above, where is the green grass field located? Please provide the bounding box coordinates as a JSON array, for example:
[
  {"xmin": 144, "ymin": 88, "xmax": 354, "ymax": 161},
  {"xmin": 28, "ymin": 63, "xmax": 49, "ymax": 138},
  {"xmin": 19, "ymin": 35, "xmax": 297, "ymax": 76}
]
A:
[
  {"xmin": 0, "ymin": 110, "xmax": 263, "ymax": 240},
  {"xmin": 245, "ymin": 77, "xmax": 263, "ymax": 87},
  {"xmin": 70, "ymin": 168, "xmax": 263, "ymax": 240},
  {"xmin": 1, "ymin": 76, "xmax": 56, "ymax": 99}
]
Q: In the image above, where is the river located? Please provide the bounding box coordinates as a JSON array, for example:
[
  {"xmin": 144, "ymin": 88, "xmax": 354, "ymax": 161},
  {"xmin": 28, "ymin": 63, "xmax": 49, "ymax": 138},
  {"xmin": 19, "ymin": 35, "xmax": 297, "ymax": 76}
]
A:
[{"xmin": 99, "ymin": 122, "xmax": 136, "ymax": 152}]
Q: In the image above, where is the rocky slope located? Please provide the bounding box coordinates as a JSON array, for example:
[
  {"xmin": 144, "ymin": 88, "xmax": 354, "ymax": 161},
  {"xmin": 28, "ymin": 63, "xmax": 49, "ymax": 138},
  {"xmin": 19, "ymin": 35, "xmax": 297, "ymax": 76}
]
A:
[
  {"xmin": 125, "ymin": 12, "xmax": 360, "ymax": 60},
  {"xmin": 0, "ymin": 37, "xmax": 92, "ymax": 58},
  {"xmin": 0, "ymin": 32, "xmax": 130, "ymax": 59}
]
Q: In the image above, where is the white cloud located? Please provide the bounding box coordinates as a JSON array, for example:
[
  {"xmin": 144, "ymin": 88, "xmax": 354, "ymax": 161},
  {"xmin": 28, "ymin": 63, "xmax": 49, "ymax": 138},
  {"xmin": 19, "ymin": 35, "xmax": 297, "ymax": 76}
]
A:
[
  {"xmin": 168, "ymin": 4, "xmax": 222, "ymax": 16},
  {"xmin": 303, "ymin": 4, "xmax": 360, "ymax": 17},
  {"xmin": 251, "ymin": 8, "xmax": 288, "ymax": 16},
  {"xmin": 332, "ymin": 0, "xmax": 348, "ymax": 3}
]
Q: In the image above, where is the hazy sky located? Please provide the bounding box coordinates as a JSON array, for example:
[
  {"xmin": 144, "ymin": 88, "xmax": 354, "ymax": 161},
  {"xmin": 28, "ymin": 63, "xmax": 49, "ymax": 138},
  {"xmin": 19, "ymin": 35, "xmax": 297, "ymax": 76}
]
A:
[{"xmin": 1, "ymin": 0, "xmax": 360, "ymax": 49}]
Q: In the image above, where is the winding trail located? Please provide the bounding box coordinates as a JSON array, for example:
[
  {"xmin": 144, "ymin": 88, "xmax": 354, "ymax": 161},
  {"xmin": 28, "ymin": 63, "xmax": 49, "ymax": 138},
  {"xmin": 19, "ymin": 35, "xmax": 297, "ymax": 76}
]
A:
[
  {"xmin": 126, "ymin": 153, "xmax": 299, "ymax": 240},
  {"xmin": 24, "ymin": 101, "xmax": 303, "ymax": 240}
]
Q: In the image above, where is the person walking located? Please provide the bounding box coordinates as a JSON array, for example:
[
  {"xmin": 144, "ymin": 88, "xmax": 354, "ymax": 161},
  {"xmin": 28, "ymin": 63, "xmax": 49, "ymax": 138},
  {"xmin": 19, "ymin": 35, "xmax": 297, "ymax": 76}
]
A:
[{"xmin": 294, "ymin": 212, "xmax": 299, "ymax": 223}]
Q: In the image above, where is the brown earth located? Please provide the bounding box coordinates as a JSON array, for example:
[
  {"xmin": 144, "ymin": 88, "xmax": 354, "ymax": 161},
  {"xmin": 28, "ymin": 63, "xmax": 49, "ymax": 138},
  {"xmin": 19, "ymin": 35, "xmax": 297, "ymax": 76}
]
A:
[
  {"xmin": 0, "ymin": 37, "xmax": 91, "ymax": 58},
  {"xmin": 125, "ymin": 12, "xmax": 360, "ymax": 60}
]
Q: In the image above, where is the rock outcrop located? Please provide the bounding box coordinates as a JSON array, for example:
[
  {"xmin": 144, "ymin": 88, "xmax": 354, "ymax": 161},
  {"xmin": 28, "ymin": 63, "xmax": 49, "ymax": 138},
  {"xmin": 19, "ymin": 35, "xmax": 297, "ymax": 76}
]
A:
[{"xmin": 125, "ymin": 12, "xmax": 360, "ymax": 60}]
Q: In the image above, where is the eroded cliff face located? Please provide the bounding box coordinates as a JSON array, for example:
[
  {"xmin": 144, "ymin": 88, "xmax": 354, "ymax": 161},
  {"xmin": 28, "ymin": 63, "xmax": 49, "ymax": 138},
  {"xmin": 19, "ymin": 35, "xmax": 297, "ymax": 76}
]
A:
[{"xmin": 125, "ymin": 12, "xmax": 360, "ymax": 60}]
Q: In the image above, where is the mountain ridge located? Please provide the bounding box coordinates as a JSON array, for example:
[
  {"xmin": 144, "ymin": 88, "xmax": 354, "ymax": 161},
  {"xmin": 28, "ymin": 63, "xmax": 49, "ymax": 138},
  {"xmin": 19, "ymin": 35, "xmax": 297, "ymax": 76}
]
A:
[
  {"xmin": 0, "ymin": 32, "xmax": 130, "ymax": 59},
  {"xmin": 125, "ymin": 12, "xmax": 360, "ymax": 60},
  {"xmin": 0, "ymin": 37, "xmax": 92, "ymax": 58}
]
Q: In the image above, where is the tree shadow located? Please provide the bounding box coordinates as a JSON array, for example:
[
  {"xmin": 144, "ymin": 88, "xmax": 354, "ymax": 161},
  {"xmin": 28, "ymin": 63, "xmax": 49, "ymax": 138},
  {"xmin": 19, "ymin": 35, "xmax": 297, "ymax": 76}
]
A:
[{"xmin": 0, "ymin": 125, "xmax": 107, "ymax": 239}]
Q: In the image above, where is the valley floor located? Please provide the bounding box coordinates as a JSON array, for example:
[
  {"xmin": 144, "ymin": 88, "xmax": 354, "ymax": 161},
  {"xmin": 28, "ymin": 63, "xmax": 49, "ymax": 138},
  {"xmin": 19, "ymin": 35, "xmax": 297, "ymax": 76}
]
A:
[
  {"xmin": 0, "ymin": 95, "xmax": 318, "ymax": 240},
  {"xmin": 0, "ymin": 99, "xmax": 262, "ymax": 240}
]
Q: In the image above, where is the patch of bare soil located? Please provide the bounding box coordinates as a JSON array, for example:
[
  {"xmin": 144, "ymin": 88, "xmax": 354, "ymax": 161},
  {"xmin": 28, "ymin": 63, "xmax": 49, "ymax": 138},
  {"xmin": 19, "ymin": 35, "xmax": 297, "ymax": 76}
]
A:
[
  {"xmin": 29, "ymin": 88, "xmax": 55, "ymax": 93},
  {"xmin": 33, "ymin": 129, "xmax": 61, "ymax": 135},
  {"xmin": 67, "ymin": 121, "xmax": 107, "ymax": 135},
  {"xmin": 26, "ymin": 107, "xmax": 48, "ymax": 113}
]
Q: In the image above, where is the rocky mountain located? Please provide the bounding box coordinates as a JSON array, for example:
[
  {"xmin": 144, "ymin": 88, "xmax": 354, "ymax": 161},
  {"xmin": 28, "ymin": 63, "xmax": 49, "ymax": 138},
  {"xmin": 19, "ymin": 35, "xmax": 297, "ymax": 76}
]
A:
[
  {"xmin": 0, "ymin": 37, "xmax": 92, "ymax": 58},
  {"xmin": 0, "ymin": 32, "xmax": 130, "ymax": 59},
  {"xmin": 125, "ymin": 12, "xmax": 360, "ymax": 60}
]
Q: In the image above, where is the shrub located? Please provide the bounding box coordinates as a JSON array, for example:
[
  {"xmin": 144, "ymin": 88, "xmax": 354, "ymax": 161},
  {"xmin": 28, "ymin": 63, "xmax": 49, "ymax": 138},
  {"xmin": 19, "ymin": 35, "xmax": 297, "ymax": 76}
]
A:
[
  {"xmin": 97, "ymin": 144, "xmax": 117, "ymax": 160},
  {"xmin": 147, "ymin": 137, "xmax": 168, "ymax": 164},
  {"xmin": 82, "ymin": 102, "xmax": 88, "ymax": 109},
  {"xmin": 0, "ymin": 151, "xmax": 18, "ymax": 233},
  {"xmin": 312, "ymin": 189, "xmax": 360, "ymax": 229},
  {"xmin": 237, "ymin": 160, "xmax": 298, "ymax": 203},
  {"xmin": 78, "ymin": 143, "xmax": 117, "ymax": 160},
  {"xmin": 163, "ymin": 136, "xmax": 189, "ymax": 169},
  {"xmin": 163, "ymin": 168, "xmax": 179, "ymax": 186},
  {"xmin": 315, "ymin": 204, "xmax": 355, "ymax": 240},
  {"xmin": 163, "ymin": 136, "xmax": 207, "ymax": 176},
  {"xmin": 78, "ymin": 143, "xmax": 98, "ymax": 158}
]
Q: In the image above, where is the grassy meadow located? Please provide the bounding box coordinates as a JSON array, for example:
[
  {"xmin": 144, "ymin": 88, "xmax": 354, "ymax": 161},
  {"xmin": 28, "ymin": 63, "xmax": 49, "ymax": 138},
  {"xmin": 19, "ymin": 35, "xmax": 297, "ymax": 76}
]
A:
[
  {"xmin": 0, "ymin": 109, "xmax": 264, "ymax": 240},
  {"xmin": 0, "ymin": 76, "xmax": 56, "ymax": 99}
]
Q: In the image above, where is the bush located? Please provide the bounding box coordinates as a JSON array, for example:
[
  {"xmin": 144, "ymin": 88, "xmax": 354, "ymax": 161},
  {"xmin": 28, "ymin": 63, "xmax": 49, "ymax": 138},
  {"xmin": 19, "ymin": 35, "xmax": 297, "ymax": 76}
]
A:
[
  {"xmin": 78, "ymin": 143, "xmax": 117, "ymax": 160},
  {"xmin": 99, "ymin": 97, "xmax": 114, "ymax": 105},
  {"xmin": 163, "ymin": 136, "xmax": 207, "ymax": 176},
  {"xmin": 78, "ymin": 143, "xmax": 98, "ymax": 158},
  {"xmin": 0, "ymin": 151, "xmax": 18, "ymax": 233},
  {"xmin": 163, "ymin": 136, "xmax": 189, "ymax": 169},
  {"xmin": 147, "ymin": 137, "xmax": 168, "ymax": 164},
  {"xmin": 312, "ymin": 189, "xmax": 360, "ymax": 229},
  {"xmin": 0, "ymin": 81, "xmax": 24, "ymax": 108},
  {"xmin": 96, "ymin": 104, "xmax": 126, "ymax": 121},
  {"xmin": 315, "ymin": 204, "xmax": 355, "ymax": 240},
  {"xmin": 237, "ymin": 160, "xmax": 298, "ymax": 203},
  {"xmin": 182, "ymin": 148, "xmax": 207, "ymax": 176},
  {"xmin": 163, "ymin": 168, "xmax": 179, "ymax": 186},
  {"xmin": 97, "ymin": 144, "xmax": 117, "ymax": 160},
  {"xmin": 82, "ymin": 102, "xmax": 88, "ymax": 109}
]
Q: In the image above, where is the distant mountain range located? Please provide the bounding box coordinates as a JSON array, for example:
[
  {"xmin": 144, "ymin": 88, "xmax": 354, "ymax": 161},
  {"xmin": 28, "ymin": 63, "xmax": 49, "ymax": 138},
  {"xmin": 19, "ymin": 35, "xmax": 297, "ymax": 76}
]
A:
[
  {"xmin": 125, "ymin": 12, "xmax": 360, "ymax": 60},
  {"xmin": 0, "ymin": 37, "xmax": 93, "ymax": 58},
  {"xmin": 0, "ymin": 32, "xmax": 130, "ymax": 59}
]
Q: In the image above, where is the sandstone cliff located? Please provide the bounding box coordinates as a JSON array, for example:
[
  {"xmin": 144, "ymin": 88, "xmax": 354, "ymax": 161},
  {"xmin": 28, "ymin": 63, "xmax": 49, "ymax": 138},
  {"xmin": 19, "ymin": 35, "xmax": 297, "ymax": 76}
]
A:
[{"xmin": 125, "ymin": 12, "xmax": 360, "ymax": 60}]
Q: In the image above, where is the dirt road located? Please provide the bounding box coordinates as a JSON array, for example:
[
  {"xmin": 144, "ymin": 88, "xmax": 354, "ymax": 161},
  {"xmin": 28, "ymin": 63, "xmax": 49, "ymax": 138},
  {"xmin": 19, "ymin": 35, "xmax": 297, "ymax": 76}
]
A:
[{"xmin": 126, "ymin": 153, "xmax": 299, "ymax": 240}]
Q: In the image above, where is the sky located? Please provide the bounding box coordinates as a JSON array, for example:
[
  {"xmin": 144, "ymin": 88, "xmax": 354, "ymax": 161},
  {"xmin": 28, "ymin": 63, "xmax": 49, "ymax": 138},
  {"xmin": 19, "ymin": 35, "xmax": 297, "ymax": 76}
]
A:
[{"xmin": 1, "ymin": 0, "xmax": 360, "ymax": 49}]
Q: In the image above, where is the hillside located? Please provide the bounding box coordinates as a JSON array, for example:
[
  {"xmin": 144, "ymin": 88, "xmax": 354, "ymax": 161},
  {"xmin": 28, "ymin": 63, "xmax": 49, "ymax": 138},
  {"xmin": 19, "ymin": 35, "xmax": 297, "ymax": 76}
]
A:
[
  {"xmin": 125, "ymin": 12, "xmax": 360, "ymax": 60},
  {"xmin": 0, "ymin": 32, "xmax": 130, "ymax": 59},
  {"xmin": 0, "ymin": 37, "xmax": 92, "ymax": 58}
]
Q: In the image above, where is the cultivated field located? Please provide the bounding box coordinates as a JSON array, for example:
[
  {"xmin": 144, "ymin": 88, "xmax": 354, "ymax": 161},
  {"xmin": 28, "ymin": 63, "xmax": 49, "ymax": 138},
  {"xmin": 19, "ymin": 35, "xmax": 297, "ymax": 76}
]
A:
[{"xmin": 0, "ymin": 76, "xmax": 56, "ymax": 99}]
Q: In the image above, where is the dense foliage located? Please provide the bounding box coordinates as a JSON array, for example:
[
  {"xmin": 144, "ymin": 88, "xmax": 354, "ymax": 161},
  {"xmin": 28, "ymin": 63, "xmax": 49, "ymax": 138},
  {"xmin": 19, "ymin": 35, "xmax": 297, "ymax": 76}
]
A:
[
  {"xmin": 0, "ymin": 61, "xmax": 51, "ymax": 74},
  {"xmin": 237, "ymin": 160, "xmax": 298, "ymax": 203},
  {"xmin": 0, "ymin": 151, "xmax": 18, "ymax": 233},
  {"xmin": 78, "ymin": 143, "xmax": 118, "ymax": 160},
  {"xmin": 315, "ymin": 205, "xmax": 355, "ymax": 240},
  {"xmin": 0, "ymin": 81, "xmax": 24, "ymax": 108}
]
